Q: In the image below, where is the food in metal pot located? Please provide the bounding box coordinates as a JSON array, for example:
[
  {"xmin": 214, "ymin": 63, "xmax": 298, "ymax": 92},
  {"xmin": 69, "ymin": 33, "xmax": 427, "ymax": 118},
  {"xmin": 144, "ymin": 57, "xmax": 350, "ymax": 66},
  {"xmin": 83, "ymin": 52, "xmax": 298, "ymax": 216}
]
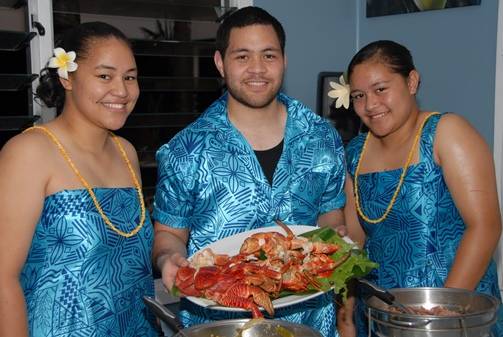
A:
[
  {"xmin": 388, "ymin": 304, "xmax": 462, "ymax": 316},
  {"xmin": 235, "ymin": 318, "xmax": 295, "ymax": 337}
]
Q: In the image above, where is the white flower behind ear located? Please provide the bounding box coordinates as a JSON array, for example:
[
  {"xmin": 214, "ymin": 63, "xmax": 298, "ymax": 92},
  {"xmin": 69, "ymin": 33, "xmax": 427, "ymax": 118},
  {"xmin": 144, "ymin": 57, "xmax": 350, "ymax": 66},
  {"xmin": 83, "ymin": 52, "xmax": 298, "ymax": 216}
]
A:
[
  {"xmin": 48, "ymin": 47, "xmax": 78, "ymax": 80},
  {"xmin": 327, "ymin": 74, "xmax": 350, "ymax": 109}
]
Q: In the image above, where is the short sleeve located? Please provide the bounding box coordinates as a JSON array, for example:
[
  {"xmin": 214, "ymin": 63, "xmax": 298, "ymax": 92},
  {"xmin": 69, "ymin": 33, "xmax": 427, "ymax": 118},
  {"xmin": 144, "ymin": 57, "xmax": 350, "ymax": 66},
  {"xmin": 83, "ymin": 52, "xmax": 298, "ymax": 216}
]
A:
[
  {"xmin": 319, "ymin": 130, "xmax": 346, "ymax": 213},
  {"xmin": 152, "ymin": 143, "xmax": 194, "ymax": 229}
]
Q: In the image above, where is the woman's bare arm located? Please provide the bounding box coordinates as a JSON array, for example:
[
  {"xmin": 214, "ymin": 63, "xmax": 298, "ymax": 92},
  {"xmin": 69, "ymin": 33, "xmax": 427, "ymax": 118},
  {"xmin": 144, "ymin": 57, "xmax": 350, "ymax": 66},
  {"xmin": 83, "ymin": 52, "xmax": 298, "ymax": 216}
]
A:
[
  {"xmin": 435, "ymin": 114, "xmax": 502, "ymax": 289},
  {"xmin": 0, "ymin": 134, "xmax": 49, "ymax": 337}
]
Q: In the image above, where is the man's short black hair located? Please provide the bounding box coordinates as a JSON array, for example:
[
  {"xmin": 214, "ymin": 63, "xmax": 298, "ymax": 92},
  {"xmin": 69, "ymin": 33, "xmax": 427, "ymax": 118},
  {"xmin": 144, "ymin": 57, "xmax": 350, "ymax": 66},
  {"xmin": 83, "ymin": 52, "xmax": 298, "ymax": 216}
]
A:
[{"xmin": 216, "ymin": 6, "xmax": 286, "ymax": 58}]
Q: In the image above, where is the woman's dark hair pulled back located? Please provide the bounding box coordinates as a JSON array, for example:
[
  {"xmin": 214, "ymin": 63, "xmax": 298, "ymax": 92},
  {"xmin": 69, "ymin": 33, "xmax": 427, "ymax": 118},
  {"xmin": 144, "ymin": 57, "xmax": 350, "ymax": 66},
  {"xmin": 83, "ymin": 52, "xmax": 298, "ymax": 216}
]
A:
[
  {"xmin": 35, "ymin": 22, "xmax": 130, "ymax": 114},
  {"xmin": 347, "ymin": 40, "xmax": 416, "ymax": 82}
]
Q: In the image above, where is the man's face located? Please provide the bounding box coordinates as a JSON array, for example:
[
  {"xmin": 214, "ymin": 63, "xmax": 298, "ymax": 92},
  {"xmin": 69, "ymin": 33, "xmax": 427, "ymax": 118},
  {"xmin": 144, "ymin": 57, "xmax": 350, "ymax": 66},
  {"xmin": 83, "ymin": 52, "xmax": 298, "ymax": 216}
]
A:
[{"xmin": 214, "ymin": 24, "xmax": 286, "ymax": 109}]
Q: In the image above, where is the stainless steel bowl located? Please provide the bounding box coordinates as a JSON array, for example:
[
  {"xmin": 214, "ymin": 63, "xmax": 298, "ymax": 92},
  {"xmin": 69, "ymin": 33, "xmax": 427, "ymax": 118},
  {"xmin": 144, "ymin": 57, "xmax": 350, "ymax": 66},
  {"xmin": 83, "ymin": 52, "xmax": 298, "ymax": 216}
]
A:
[
  {"xmin": 364, "ymin": 287, "xmax": 500, "ymax": 337},
  {"xmin": 173, "ymin": 318, "xmax": 323, "ymax": 337}
]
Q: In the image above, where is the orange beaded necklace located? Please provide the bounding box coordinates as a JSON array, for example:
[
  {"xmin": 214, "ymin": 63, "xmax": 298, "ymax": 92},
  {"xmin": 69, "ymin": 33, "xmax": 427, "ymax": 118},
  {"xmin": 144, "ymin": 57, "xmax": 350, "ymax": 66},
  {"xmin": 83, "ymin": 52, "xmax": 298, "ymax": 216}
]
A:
[
  {"xmin": 354, "ymin": 112, "xmax": 439, "ymax": 224},
  {"xmin": 26, "ymin": 126, "xmax": 146, "ymax": 238}
]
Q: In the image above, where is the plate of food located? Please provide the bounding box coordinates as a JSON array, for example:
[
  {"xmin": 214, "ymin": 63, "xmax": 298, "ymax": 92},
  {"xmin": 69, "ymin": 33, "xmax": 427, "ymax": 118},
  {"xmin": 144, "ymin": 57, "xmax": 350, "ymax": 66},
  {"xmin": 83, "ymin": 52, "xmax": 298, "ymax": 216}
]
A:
[{"xmin": 174, "ymin": 223, "xmax": 377, "ymax": 317}]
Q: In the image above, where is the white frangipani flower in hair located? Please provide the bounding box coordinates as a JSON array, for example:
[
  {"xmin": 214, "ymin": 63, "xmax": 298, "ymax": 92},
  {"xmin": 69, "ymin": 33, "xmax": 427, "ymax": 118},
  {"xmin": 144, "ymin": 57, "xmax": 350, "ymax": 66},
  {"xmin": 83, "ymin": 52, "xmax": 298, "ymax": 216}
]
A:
[
  {"xmin": 48, "ymin": 47, "xmax": 78, "ymax": 79},
  {"xmin": 327, "ymin": 74, "xmax": 350, "ymax": 109}
]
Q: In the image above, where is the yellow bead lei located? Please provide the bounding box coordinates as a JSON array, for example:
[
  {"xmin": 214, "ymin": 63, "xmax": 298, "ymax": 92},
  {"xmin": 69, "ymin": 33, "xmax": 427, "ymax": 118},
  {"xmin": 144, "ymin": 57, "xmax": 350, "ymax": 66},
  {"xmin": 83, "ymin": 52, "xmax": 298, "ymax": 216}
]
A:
[
  {"xmin": 354, "ymin": 112, "xmax": 440, "ymax": 224},
  {"xmin": 26, "ymin": 126, "xmax": 146, "ymax": 238}
]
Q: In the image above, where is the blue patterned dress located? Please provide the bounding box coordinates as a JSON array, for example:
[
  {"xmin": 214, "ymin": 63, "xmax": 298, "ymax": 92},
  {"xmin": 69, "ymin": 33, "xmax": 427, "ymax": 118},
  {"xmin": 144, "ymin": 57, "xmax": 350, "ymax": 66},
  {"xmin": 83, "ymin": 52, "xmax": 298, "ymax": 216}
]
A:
[
  {"xmin": 346, "ymin": 113, "xmax": 503, "ymax": 337},
  {"xmin": 20, "ymin": 188, "xmax": 159, "ymax": 337},
  {"xmin": 154, "ymin": 93, "xmax": 346, "ymax": 337}
]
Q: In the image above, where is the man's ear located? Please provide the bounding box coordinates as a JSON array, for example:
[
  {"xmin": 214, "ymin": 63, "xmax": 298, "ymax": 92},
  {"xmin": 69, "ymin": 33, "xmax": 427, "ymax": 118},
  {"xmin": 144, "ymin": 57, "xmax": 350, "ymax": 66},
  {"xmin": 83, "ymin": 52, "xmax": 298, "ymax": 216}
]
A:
[
  {"xmin": 59, "ymin": 77, "xmax": 72, "ymax": 91},
  {"xmin": 407, "ymin": 70, "xmax": 420, "ymax": 95},
  {"xmin": 214, "ymin": 51, "xmax": 225, "ymax": 78}
]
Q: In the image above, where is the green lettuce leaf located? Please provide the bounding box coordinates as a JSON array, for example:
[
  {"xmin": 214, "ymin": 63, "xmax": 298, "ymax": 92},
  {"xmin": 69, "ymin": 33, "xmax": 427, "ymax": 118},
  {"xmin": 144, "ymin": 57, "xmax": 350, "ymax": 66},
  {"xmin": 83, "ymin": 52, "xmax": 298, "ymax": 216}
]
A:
[
  {"xmin": 297, "ymin": 227, "xmax": 378, "ymax": 299},
  {"xmin": 171, "ymin": 285, "xmax": 181, "ymax": 297}
]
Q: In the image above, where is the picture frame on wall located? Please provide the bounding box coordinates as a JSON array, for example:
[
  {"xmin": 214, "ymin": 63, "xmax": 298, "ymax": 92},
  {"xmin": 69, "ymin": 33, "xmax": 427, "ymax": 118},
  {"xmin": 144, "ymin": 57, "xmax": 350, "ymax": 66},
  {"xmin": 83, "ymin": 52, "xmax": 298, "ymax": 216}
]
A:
[
  {"xmin": 367, "ymin": 0, "xmax": 481, "ymax": 17},
  {"xmin": 316, "ymin": 72, "xmax": 364, "ymax": 145}
]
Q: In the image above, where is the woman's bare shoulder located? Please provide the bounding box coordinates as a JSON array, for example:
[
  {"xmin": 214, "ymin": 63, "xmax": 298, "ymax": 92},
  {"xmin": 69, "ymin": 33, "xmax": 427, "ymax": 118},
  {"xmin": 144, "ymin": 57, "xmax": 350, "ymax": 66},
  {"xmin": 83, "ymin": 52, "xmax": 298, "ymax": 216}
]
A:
[
  {"xmin": 434, "ymin": 112, "xmax": 489, "ymax": 163},
  {"xmin": 436, "ymin": 113, "xmax": 476, "ymax": 134},
  {"xmin": 114, "ymin": 135, "xmax": 139, "ymax": 163},
  {"xmin": 0, "ymin": 129, "xmax": 58, "ymax": 201},
  {"xmin": 0, "ymin": 128, "xmax": 57, "ymax": 169}
]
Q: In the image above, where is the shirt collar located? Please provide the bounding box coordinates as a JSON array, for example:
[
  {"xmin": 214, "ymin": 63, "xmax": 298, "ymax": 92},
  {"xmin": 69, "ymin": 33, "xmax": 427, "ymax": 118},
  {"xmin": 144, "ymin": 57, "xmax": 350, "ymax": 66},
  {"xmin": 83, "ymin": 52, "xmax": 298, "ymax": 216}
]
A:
[{"xmin": 192, "ymin": 92, "xmax": 315, "ymax": 142}]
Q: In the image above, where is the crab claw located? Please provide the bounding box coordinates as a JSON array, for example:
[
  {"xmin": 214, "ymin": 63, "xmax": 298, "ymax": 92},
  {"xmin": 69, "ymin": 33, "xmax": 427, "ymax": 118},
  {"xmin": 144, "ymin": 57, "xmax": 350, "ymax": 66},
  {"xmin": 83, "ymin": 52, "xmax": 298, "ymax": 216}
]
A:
[
  {"xmin": 232, "ymin": 284, "xmax": 274, "ymax": 317},
  {"xmin": 249, "ymin": 287, "xmax": 275, "ymax": 317},
  {"xmin": 275, "ymin": 220, "xmax": 295, "ymax": 239}
]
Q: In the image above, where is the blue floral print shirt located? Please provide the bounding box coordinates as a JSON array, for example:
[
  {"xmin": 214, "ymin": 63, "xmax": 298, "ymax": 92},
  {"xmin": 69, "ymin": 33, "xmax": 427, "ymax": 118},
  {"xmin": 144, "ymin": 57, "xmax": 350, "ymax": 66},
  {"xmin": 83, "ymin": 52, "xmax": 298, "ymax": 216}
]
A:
[
  {"xmin": 153, "ymin": 93, "xmax": 346, "ymax": 337},
  {"xmin": 154, "ymin": 92, "xmax": 346, "ymax": 255}
]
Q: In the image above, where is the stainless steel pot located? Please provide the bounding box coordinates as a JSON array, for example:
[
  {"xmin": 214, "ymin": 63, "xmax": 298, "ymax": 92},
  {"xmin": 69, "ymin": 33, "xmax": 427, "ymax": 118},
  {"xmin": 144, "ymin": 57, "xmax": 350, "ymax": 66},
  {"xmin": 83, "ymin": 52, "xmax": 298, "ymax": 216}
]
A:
[
  {"xmin": 364, "ymin": 287, "xmax": 500, "ymax": 337},
  {"xmin": 173, "ymin": 318, "xmax": 324, "ymax": 337},
  {"xmin": 143, "ymin": 296, "xmax": 323, "ymax": 337}
]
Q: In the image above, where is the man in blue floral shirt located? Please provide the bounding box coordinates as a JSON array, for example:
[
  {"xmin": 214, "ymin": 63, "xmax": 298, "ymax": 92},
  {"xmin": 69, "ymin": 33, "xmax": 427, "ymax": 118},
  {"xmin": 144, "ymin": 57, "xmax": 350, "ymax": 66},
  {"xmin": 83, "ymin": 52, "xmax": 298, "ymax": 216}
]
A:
[{"xmin": 153, "ymin": 6, "xmax": 346, "ymax": 337}]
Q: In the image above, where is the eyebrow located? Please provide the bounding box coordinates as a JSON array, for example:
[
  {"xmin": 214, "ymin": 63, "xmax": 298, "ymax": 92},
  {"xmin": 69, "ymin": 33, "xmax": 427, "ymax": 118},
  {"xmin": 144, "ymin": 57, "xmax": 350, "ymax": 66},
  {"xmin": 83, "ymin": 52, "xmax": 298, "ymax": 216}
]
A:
[
  {"xmin": 95, "ymin": 65, "xmax": 137, "ymax": 72},
  {"xmin": 351, "ymin": 79, "xmax": 391, "ymax": 92},
  {"xmin": 229, "ymin": 47, "xmax": 281, "ymax": 54},
  {"xmin": 369, "ymin": 79, "xmax": 391, "ymax": 87}
]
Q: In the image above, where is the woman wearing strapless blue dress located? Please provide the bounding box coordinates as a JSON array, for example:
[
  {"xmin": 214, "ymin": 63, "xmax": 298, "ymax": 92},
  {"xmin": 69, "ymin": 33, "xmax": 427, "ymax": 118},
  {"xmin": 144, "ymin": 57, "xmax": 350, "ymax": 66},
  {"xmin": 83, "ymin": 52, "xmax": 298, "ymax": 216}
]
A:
[
  {"xmin": 0, "ymin": 22, "xmax": 159, "ymax": 336},
  {"xmin": 334, "ymin": 40, "xmax": 503, "ymax": 337}
]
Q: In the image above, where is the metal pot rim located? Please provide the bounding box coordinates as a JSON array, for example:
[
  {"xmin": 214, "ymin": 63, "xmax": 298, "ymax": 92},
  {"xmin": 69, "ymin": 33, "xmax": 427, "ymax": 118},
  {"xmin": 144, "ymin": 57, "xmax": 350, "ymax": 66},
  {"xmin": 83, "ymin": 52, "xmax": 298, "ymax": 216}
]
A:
[
  {"xmin": 366, "ymin": 310, "xmax": 498, "ymax": 332},
  {"xmin": 183, "ymin": 318, "xmax": 314, "ymax": 329},
  {"xmin": 364, "ymin": 287, "xmax": 500, "ymax": 319}
]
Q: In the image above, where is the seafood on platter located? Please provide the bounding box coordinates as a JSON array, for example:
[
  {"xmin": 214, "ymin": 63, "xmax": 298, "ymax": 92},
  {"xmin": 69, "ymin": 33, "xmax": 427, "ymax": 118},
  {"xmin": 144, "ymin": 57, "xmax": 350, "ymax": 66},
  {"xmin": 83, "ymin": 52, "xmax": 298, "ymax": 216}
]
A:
[{"xmin": 174, "ymin": 221, "xmax": 352, "ymax": 318}]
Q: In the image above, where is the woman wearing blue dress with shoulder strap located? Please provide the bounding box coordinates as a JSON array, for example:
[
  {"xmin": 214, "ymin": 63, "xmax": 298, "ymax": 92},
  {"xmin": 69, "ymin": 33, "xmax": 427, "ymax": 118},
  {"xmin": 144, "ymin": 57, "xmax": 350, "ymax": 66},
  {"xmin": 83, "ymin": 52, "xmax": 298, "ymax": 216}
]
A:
[
  {"xmin": 0, "ymin": 22, "xmax": 159, "ymax": 336},
  {"xmin": 335, "ymin": 40, "xmax": 503, "ymax": 337}
]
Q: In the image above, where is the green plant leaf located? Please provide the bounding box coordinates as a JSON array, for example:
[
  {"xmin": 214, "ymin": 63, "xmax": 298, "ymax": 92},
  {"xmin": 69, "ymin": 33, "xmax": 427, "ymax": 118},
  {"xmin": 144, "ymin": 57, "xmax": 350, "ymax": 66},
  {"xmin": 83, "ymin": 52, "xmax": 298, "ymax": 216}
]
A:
[
  {"xmin": 171, "ymin": 285, "xmax": 181, "ymax": 297},
  {"xmin": 258, "ymin": 249, "xmax": 267, "ymax": 261},
  {"xmin": 297, "ymin": 227, "xmax": 378, "ymax": 299}
]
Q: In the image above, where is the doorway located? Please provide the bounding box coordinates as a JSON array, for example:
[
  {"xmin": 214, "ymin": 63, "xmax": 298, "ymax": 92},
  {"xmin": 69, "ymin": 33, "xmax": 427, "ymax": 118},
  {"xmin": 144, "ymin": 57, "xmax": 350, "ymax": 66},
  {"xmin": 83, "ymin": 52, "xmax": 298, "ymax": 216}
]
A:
[{"xmin": 494, "ymin": 0, "xmax": 503, "ymax": 292}]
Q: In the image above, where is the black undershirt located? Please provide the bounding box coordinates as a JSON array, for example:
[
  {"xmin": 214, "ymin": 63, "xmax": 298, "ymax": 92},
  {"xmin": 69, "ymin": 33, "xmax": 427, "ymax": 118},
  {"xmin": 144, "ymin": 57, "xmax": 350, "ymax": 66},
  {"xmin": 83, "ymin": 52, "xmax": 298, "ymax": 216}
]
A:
[{"xmin": 254, "ymin": 139, "xmax": 284, "ymax": 185}]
